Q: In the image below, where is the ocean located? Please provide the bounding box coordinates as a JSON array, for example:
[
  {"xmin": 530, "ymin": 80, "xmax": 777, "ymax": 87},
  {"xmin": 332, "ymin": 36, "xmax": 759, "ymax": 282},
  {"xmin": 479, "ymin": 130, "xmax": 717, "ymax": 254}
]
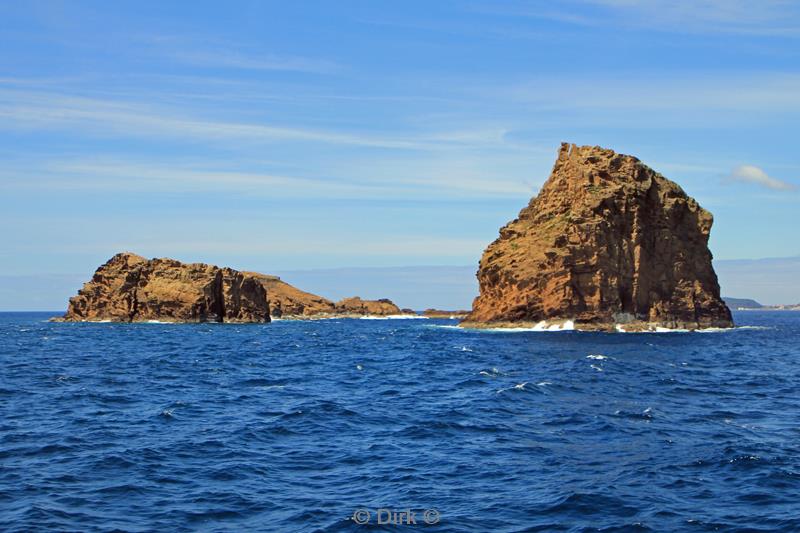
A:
[{"xmin": 2, "ymin": 311, "xmax": 799, "ymax": 532}]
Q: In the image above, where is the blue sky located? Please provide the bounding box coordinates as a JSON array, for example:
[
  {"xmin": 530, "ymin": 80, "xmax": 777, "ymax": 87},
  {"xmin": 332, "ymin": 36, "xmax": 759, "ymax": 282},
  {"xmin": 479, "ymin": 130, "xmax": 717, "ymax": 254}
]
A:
[{"xmin": 1, "ymin": 1, "xmax": 799, "ymax": 308}]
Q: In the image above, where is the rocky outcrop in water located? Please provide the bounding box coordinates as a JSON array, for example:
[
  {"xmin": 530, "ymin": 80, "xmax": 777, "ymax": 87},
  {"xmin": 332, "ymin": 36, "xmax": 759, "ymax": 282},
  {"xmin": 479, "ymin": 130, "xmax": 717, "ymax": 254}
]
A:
[
  {"xmin": 60, "ymin": 253, "xmax": 270, "ymax": 323},
  {"xmin": 423, "ymin": 309, "xmax": 470, "ymax": 319},
  {"xmin": 462, "ymin": 143, "xmax": 733, "ymax": 331},
  {"xmin": 334, "ymin": 297, "xmax": 402, "ymax": 316}
]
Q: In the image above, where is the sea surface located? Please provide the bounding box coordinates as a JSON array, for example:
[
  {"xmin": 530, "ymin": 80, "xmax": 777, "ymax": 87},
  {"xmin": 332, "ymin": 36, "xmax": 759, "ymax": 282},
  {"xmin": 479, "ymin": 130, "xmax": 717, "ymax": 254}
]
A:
[{"xmin": 2, "ymin": 311, "xmax": 800, "ymax": 532}]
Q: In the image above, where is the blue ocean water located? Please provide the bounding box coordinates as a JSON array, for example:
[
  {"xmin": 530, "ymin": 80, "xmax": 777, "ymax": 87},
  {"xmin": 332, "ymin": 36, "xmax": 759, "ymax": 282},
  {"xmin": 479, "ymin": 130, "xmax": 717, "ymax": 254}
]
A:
[{"xmin": 2, "ymin": 312, "xmax": 800, "ymax": 532}]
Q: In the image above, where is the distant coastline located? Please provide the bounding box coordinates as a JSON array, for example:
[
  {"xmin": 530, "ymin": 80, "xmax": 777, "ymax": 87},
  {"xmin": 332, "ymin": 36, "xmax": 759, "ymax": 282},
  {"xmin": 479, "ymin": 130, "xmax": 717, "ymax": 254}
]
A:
[
  {"xmin": 724, "ymin": 296, "xmax": 800, "ymax": 311},
  {"xmin": 734, "ymin": 306, "xmax": 800, "ymax": 311}
]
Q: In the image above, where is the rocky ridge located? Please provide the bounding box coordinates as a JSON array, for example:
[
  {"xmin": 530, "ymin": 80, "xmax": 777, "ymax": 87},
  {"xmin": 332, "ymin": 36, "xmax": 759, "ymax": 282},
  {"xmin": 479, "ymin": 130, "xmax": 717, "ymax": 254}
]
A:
[{"xmin": 247, "ymin": 274, "xmax": 408, "ymax": 318}]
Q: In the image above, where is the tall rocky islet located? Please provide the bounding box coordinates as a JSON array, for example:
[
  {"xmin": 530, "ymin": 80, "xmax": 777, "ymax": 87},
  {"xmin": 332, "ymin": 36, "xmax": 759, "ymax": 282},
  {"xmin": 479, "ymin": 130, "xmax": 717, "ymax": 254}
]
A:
[{"xmin": 462, "ymin": 143, "xmax": 733, "ymax": 331}]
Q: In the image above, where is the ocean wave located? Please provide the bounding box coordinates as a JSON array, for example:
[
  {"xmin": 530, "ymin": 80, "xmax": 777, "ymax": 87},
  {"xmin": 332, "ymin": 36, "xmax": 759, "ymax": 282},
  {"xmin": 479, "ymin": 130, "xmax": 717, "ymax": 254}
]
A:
[
  {"xmin": 3, "ymin": 310, "xmax": 797, "ymax": 532},
  {"xmin": 497, "ymin": 381, "xmax": 532, "ymax": 394},
  {"xmin": 429, "ymin": 320, "xmax": 575, "ymax": 332},
  {"xmin": 616, "ymin": 324, "xmax": 775, "ymax": 333},
  {"xmin": 358, "ymin": 314, "xmax": 428, "ymax": 320}
]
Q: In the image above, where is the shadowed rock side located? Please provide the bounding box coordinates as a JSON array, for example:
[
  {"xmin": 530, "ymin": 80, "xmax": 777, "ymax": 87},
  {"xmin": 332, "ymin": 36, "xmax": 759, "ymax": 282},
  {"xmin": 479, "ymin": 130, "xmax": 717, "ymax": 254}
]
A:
[
  {"xmin": 60, "ymin": 253, "xmax": 270, "ymax": 323},
  {"xmin": 462, "ymin": 143, "xmax": 733, "ymax": 331}
]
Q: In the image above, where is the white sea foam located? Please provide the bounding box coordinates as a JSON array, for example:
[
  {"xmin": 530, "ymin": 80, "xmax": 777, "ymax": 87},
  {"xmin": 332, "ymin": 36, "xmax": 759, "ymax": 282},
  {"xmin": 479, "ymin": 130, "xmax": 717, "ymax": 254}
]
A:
[
  {"xmin": 497, "ymin": 381, "xmax": 529, "ymax": 394},
  {"xmin": 462, "ymin": 319, "xmax": 577, "ymax": 333},
  {"xmin": 257, "ymin": 385, "xmax": 286, "ymax": 391},
  {"xmin": 586, "ymin": 354, "xmax": 608, "ymax": 360},
  {"xmin": 614, "ymin": 324, "xmax": 774, "ymax": 334},
  {"xmin": 359, "ymin": 314, "xmax": 429, "ymax": 320},
  {"xmin": 590, "ymin": 364, "xmax": 604, "ymax": 372}
]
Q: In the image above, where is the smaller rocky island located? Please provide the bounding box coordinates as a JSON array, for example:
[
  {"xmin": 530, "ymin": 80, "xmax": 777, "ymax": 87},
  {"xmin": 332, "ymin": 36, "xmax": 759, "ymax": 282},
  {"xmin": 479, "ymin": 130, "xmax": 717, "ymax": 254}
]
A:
[
  {"xmin": 422, "ymin": 309, "xmax": 470, "ymax": 319},
  {"xmin": 58, "ymin": 253, "xmax": 410, "ymax": 323}
]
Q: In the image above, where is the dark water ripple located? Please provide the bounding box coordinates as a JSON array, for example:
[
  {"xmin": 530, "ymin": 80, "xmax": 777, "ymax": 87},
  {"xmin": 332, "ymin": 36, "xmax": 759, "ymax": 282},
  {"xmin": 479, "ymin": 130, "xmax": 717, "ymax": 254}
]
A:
[{"xmin": 2, "ymin": 311, "xmax": 800, "ymax": 532}]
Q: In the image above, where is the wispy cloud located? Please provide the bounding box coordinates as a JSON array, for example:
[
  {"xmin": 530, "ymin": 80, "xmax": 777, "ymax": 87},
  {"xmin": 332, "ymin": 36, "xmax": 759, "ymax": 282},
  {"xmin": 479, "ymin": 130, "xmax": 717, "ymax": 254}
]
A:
[
  {"xmin": 501, "ymin": 73, "xmax": 800, "ymax": 113},
  {"xmin": 0, "ymin": 88, "xmax": 522, "ymax": 152},
  {"xmin": 170, "ymin": 50, "xmax": 341, "ymax": 74},
  {"xmin": 585, "ymin": 0, "xmax": 800, "ymax": 35},
  {"xmin": 139, "ymin": 33, "xmax": 342, "ymax": 74},
  {"xmin": 725, "ymin": 165, "xmax": 795, "ymax": 190},
  {"xmin": 0, "ymin": 89, "xmax": 417, "ymax": 149},
  {"xmin": 484, "ymin": 0, "xmax": 800, "ymax": 36},
  {"xmin": 17, "ymin": 237, "xmax": 488, "ymax": 259},
  {"xmin": 0, "ymin": 154, "xmax": 539, "ymax": 199}
]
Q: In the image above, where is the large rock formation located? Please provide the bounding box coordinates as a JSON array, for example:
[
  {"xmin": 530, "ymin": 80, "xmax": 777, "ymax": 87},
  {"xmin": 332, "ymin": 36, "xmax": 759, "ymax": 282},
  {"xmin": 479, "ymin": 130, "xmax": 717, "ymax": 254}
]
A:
[
  {"xmin": 61, "ymin": 253, "xmax": 270, "ymax": 323},
  {"xmin": 462, "ymin": 143, "xmax": 733, "ymax": 331},
  {"xmin": 60, "ymin": 253, "xmax": 409, "ymax": 322}
]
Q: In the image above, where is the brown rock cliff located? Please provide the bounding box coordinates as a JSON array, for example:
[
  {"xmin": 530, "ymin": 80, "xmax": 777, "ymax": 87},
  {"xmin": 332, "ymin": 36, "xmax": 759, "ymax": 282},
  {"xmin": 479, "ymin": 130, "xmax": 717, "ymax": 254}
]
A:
[
  {"xmin": 61, "ymin": 253, "xmax": 270, "ymax": 323},
  {"xmin": 462, "ymin": 143, "xmax": 733, "ymax": 331},
  {"xmin": 62, "ymin": 255, "xmax": 414, "ymax": 322}
]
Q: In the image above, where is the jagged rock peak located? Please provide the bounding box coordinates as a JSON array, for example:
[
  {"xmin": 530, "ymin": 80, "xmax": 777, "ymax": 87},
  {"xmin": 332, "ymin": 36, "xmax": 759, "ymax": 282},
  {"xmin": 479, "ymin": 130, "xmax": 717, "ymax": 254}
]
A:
[{"xmin": 462, "ymin": 143, "xmax": 733, "ymax": 331}]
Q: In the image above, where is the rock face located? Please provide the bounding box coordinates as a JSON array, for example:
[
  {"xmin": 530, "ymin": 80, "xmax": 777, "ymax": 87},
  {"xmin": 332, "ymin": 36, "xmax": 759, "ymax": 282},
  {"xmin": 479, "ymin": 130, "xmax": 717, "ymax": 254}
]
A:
[
  {"xmin": 463, "ymin": 143, "xmax": 733, "ymax": 331},
  {"xmin": 61, "ymin": 253, "xmax": 270, "ymax": 323}
]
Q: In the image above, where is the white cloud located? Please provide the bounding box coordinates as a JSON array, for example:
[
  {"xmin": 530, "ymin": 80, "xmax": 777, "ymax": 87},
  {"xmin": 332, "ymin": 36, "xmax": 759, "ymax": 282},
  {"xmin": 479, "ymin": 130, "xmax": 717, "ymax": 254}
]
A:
[{"xmin": 726, "ymin": 165, "xmax": 795, "ymax": 190}]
